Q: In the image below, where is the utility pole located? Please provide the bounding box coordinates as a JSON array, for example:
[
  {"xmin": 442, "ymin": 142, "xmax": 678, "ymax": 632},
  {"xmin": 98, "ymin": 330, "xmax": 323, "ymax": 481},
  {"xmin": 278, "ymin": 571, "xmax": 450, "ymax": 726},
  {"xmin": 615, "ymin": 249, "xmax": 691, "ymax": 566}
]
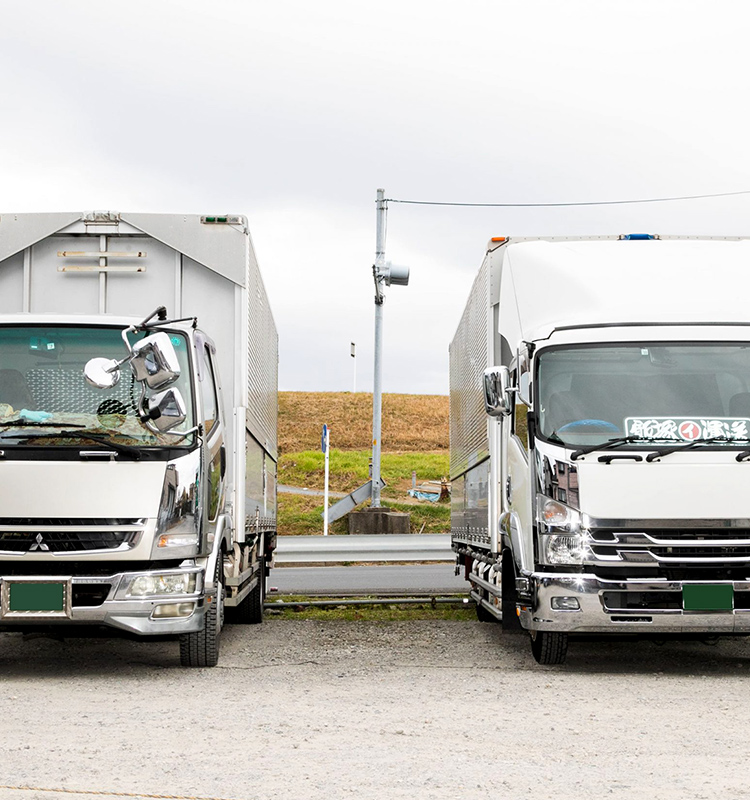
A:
[{"xmin": 370, "ymin": 189, "xmax": 409, "ymax": 508}]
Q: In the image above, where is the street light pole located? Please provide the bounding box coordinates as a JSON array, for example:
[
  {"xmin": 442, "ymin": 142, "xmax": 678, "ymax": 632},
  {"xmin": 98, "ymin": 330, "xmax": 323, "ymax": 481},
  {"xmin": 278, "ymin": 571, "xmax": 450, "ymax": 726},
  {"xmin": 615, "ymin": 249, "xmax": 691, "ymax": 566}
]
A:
[
  {"xmin": 371, "ymin": 188, "xmax": 387, "ymax": 507},
  {"xmin": 370, "ymin": 188, "xmax": 410, "ymax": 509}
]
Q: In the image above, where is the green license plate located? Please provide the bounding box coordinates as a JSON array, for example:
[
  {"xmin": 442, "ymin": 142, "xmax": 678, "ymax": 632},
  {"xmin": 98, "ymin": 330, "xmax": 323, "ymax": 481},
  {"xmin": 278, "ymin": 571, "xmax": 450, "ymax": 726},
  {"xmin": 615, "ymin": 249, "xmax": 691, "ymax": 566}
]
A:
[
  {"xmin": 9, "ymin": 583, "xmax": 65, "ymax": 612},
  {"xmin": 683, "ymin": 584, "xmax": 734, "ymax": 611}
]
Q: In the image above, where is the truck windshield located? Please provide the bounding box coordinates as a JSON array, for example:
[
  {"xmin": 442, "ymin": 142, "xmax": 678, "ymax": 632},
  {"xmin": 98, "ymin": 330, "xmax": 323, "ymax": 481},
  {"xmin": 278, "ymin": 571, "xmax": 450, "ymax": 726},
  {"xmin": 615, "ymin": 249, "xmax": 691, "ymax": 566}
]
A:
[
  {"xmin": 0, "ymin": 325, "xmax": 195, "ymax": 447},
  {"xmin": 537, "ymin": 343, "xmax": 750, "ymax": 447}
]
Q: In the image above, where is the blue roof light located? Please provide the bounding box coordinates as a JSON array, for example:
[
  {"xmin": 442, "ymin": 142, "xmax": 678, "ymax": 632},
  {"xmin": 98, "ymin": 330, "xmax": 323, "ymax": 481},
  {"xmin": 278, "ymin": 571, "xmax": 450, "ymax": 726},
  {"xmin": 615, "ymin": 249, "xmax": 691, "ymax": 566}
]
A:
[{"xmin": 620, "ymin": 233, "xmax": 657, "ymax": 240}]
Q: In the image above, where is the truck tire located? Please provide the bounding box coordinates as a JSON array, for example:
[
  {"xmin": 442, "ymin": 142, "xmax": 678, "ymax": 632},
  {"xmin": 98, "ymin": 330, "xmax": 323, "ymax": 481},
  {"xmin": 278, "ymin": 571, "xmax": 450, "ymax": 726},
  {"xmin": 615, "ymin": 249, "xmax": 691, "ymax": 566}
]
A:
[
  {"xmin": 529, "ymin": 630, "xmax": 568, "ymax": 665},
  {"xmin": 179, "ymin": 557, "xmax": 223, "ymax": 667},
  {"xmin": 228, "ymin": 560, "xmax": 265, "ymax": 625}
]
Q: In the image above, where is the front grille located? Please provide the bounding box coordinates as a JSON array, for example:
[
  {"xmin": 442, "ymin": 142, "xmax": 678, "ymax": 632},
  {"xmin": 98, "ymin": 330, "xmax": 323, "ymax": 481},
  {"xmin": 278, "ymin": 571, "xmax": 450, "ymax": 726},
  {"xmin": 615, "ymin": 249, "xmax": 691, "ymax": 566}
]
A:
[
  {"xmin": 588, "ymin": 528, "xmax": 750, "ymax": 565},
  {"xmin": 0, "ymin": 519, "xmax": 144, "ymax": 553},
  {"xmin": 0, "ymin": 531, "xmax": 137, "ymax": 553}
]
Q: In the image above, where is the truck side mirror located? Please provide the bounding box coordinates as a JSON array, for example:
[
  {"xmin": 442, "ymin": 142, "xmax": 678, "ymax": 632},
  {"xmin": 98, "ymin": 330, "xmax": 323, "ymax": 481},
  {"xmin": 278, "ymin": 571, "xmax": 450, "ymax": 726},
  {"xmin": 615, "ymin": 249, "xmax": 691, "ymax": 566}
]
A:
[
  {"xmin": 84, "ymin": 357, "xmax": 122, "ymax": 389},
  {"xmin": 143, "ymin": 387, "xmax": 188, "ymax": 433},
  {"xmin": 483, "ymin": 367, "xmax": 513, "ymax": 417},
  {"xmin": 130, "ymin": 332, "xmax": 181, "ymax": 390}
]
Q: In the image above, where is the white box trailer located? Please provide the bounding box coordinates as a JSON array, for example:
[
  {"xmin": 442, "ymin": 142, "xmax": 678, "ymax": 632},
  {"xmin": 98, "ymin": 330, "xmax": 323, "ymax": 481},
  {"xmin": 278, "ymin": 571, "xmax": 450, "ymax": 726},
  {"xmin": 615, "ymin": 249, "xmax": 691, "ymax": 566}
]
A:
[
  {"xmin": 451, "ymin": 233, "xmax": 750, "ymax": 664},
  {"xmin": 0, "ymin": 211, "xmax": 277, "ymax": 667}
]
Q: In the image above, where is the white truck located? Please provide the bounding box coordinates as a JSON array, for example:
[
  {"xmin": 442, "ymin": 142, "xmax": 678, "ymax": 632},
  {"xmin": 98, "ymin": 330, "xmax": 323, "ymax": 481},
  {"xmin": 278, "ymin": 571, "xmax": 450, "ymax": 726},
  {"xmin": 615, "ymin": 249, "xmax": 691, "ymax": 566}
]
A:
[
  {"xmin": 451, "ymin": 234, "xmax": 750, "ymax": 664},
  {"xmin": 0, "ymin": 211, "xmax": 277, "ymax": 667}
]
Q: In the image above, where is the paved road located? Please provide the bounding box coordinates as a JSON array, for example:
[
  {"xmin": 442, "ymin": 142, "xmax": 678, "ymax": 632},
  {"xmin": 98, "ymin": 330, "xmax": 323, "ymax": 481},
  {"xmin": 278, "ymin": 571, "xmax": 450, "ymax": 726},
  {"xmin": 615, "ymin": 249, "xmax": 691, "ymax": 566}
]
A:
[
  {"xmin": 1, "ymin": 620, "xmax": 748, "ymax": 800},
  {"xmin": 269, "ymin": 564, "xmax": 466, "ymax": 596}
]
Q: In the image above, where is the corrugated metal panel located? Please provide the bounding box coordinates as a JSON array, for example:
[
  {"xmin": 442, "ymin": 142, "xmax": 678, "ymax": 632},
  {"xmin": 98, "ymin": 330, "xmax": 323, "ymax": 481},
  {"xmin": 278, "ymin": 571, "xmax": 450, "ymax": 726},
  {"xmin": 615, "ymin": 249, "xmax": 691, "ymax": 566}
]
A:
[
  {"xmin": 246, "ymin": 243, "xmax": 278, "ymax": 461},
  {"xmin": 449, "ymin": 257, "xmax": 490, "ymax": 479}
]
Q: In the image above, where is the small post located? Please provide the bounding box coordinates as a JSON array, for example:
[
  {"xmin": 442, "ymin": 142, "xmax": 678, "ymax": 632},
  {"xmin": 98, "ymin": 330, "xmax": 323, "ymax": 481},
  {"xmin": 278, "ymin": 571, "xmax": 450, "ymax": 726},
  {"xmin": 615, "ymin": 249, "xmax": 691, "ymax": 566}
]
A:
[
  {"xmin": 351, "ymin": 341, "xmax": 356, "ymax": 393},
  {"xmin": 322, "ymin": 424, "xmax": 330, "ymax": 535},
  {"xmin": 412, "ymin": 470, "xmax": 417, "ymax": 490}
]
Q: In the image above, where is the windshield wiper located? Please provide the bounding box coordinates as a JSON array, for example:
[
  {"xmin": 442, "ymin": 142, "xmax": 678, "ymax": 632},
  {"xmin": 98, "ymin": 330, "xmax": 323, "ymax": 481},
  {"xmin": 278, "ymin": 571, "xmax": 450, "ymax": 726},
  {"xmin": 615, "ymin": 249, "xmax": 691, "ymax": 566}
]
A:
[
  {"xmin": 0, "ymin": 420, "xmax": 86, "ymax": 428},
  {"xmin": 570, "ymin": 436, "xmax": 665, "ymax": 461},
  {"xmin": 646, "ymin": 436, "xmax": 750, "ymax": 462},
  {"xmin": 1, "ymin": 429, "xmax": 142, "ymax": 458}
]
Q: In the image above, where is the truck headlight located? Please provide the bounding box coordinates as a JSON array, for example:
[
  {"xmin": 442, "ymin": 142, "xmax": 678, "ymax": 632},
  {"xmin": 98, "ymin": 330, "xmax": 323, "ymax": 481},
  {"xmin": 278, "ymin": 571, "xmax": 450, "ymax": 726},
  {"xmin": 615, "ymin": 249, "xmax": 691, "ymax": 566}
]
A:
[
  {"xmin": 127, "ymin": 573, "xmax": 196, "ymax": 597},
  {"xmin": 545, "ymin": 534, "xmax": 585, "ymax": 565}
]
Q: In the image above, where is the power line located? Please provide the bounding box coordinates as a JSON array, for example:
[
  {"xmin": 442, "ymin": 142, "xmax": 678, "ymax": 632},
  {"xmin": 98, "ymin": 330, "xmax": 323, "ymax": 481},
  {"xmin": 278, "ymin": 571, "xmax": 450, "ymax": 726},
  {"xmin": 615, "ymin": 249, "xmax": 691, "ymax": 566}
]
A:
[{"xmin": 384, "ymin": 189, "xmax": 750, "ymax": 208}]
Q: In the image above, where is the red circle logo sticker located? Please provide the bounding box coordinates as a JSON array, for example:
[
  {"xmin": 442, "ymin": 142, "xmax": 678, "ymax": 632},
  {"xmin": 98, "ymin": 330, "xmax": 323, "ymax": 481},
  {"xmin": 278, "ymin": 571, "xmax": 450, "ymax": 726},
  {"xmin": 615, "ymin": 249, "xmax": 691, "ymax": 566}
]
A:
[{"xmin": 678, "ymin": 421, "xmax": 701, "ymax": 441}]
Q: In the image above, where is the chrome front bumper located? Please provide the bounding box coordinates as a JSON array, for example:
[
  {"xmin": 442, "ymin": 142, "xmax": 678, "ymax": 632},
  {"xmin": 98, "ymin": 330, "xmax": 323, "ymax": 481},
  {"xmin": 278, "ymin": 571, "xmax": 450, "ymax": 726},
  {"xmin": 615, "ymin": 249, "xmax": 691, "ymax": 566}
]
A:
[
  {"xmin": 520, "ymin": 572, "xmax": 750, "ymax": 634},
  {"xmin": 0, "ymin": 566, "xmax": 207, "ymax": 635}
]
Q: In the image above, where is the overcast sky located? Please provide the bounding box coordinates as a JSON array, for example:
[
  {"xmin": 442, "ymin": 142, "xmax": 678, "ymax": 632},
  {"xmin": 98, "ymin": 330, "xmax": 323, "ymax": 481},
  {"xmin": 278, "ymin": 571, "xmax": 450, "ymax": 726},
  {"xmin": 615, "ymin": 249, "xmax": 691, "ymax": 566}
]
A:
[{"xmin": 2, "ymin": 0, "xmax": 750, "ymax": 395}]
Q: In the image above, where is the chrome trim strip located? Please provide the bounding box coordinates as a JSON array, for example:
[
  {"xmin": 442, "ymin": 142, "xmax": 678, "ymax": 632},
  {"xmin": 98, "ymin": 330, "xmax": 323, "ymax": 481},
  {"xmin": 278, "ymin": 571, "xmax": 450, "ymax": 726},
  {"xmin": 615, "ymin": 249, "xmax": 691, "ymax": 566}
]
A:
[
  {"xmin": 584, "ymin": 517, "xmax": 750, "ymax": 529},
  {"xmin": 590, "ymin": 532, "xmax": 750, "ymax": 546},
  {"xmin": 0, "ymin": 524, "xmax": 145, "ymax": 532}
]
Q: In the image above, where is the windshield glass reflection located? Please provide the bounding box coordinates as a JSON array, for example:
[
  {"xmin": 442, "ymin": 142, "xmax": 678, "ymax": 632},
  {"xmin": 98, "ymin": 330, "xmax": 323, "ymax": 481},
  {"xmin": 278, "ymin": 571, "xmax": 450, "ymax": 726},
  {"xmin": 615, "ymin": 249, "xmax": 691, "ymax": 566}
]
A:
[
  {"xmin": 0, "ymin": 325, "xmax": 194, "ymax": 447},
  {"xmin": 538, "ymin": 343, "xmax": 750, "ymax": 446}
]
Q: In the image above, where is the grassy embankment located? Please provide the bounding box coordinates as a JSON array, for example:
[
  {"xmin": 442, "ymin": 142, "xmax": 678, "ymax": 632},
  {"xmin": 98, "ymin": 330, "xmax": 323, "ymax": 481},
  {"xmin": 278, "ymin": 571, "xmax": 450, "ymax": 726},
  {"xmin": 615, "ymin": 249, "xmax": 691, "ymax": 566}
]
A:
[{"xmin": 278, "ymin": 392, "xmax": 451, "ymax": 535}]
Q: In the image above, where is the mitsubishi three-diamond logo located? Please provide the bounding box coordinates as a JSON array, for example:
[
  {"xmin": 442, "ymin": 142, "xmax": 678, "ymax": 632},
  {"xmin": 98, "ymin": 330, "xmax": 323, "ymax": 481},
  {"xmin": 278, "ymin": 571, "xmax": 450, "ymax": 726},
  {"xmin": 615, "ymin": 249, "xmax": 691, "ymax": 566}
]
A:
[{"xmin": 29, "ymin": 533, "xmax": 49, "ymax": 552}]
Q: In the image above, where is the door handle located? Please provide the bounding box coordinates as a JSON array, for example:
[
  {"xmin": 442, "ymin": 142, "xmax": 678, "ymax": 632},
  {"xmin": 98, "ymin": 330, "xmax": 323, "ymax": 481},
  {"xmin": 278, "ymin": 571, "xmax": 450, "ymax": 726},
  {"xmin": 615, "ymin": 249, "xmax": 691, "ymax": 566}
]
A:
[{"xmin": 220, "ymin": 446, "xmax": 226, "ymax": 479}]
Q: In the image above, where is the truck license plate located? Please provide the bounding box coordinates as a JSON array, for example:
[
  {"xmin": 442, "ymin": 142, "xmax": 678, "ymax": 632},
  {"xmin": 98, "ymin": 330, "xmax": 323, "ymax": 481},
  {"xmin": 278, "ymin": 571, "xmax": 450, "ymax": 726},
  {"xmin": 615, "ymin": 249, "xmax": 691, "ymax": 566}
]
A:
[
  {"xmin": 9, "ymin": 582, "xmax": 66, "ymax": 612},
  {"xmin": 682, "ymin": 584, "xmax": 734, "ymax": 611}
]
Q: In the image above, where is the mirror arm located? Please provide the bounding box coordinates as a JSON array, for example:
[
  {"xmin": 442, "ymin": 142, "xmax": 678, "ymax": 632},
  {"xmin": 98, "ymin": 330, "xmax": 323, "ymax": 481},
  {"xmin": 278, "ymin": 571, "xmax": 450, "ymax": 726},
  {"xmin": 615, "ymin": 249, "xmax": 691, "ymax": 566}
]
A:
[
  {"xmin": 142, "ymin": 420, "xmax": 201, "ymax": 438},
  {"xmin": 141, "ymin": 315, "xmax": 198, "ymax": 330},
  {"xmin": 136, "ymin": 306, "xmax": 168, "ymax": 330}
]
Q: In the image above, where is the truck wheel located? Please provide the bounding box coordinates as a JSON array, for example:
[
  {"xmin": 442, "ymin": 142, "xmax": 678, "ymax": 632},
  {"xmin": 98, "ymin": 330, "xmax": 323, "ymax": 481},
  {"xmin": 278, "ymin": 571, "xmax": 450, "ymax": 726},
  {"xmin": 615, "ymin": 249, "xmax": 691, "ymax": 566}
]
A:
[
  {"xmin": 228, "ymin": 560, "xmax": 265, "ymax": 625},
  {"xmin": 179, "ymin": 557, "xmax": 223, "ymax": 667},
  {"xmin": 529, "ymin": 630, "xmax": 568, "ymax": 665}
]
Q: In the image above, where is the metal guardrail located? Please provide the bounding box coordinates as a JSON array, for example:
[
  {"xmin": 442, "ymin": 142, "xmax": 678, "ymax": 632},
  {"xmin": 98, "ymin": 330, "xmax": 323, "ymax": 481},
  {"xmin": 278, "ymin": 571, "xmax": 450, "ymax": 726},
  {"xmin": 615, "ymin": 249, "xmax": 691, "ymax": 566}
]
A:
[{"xmin": 274, "ymin": 533, "xmax": 453, "ymax": 563}]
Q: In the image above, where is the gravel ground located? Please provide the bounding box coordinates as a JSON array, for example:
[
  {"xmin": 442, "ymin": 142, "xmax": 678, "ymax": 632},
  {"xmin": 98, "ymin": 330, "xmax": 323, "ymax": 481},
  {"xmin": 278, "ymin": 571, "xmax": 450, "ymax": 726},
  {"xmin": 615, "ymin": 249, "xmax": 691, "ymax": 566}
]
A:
[{"xmin": 1, "ymin": 620, "xmax": 750, "ymax": 800}]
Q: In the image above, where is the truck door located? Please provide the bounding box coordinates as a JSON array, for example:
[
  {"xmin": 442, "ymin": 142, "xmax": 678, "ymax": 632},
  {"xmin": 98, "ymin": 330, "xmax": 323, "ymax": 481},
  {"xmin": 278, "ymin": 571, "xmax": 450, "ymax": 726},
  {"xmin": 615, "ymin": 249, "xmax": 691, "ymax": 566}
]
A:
[{"xmin": 199, "ymin": 342, "xmax": 226, "ymax": 544}]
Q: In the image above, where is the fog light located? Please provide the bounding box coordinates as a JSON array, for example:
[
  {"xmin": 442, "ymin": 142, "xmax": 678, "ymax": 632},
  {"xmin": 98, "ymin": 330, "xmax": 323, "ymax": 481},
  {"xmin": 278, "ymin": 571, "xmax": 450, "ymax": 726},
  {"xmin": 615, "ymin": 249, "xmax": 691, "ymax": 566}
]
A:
[
  {"xmin": 151, "ymin": 602, "xmax": 195, "ymax": 619},
  {"xmin": 551, "ymin": 596, "xmax": 581, "ymax": 611}
]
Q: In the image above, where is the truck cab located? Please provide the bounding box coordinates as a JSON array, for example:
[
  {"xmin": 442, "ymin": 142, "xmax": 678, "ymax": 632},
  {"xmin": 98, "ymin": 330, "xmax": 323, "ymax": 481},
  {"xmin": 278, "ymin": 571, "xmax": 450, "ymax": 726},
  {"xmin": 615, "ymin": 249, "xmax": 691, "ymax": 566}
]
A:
[
  {"xmin": 0, "ymin": 212, "xmax": 277, "ymax": 666},
  {"xmin": 451, "ymin": 235, "xmax": 750, "ymax": 664}
]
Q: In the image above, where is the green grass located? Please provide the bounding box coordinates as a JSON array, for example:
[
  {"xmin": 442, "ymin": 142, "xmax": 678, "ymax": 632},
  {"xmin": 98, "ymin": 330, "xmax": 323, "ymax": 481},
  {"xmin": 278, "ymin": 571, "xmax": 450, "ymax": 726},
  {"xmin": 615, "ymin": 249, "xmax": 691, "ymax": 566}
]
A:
[
  {"xmin": 277, "ymin": 493, "xmax": 450, "ymax": 536},
  {"xmin": 277, "ymin": 494, "xmax": 350, "ymax": 536},
  {"xmin": 279, "ymin": 449, "xmax": 450, "ymax": 496},
  {"xmin": 265, "ymin": 598, "xmax": 474, "ymax": 621}
]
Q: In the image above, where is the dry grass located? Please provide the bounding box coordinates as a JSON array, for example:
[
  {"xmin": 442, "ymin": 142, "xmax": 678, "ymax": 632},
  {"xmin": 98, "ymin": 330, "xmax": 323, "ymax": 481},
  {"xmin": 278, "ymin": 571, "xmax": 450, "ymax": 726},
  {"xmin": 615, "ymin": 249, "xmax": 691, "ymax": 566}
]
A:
[{"xmin": 279, "ymin": 392, "xmax": 448, "ymax": 454}]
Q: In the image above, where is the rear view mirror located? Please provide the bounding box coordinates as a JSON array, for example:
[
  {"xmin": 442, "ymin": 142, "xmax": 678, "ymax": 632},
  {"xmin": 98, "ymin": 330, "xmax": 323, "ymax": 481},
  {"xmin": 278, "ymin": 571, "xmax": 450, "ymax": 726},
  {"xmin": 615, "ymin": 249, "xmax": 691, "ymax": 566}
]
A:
[
  {"xmin": 483, "ymin": 367, "xmax": 513, "ymax": 417},
  {"xmin": 130, "ymin": 332, "xmax": 181, "ymax": 390},
  {"xmin": 143, "ymin": 388, "xmax": 187, "ymax": 433}
]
